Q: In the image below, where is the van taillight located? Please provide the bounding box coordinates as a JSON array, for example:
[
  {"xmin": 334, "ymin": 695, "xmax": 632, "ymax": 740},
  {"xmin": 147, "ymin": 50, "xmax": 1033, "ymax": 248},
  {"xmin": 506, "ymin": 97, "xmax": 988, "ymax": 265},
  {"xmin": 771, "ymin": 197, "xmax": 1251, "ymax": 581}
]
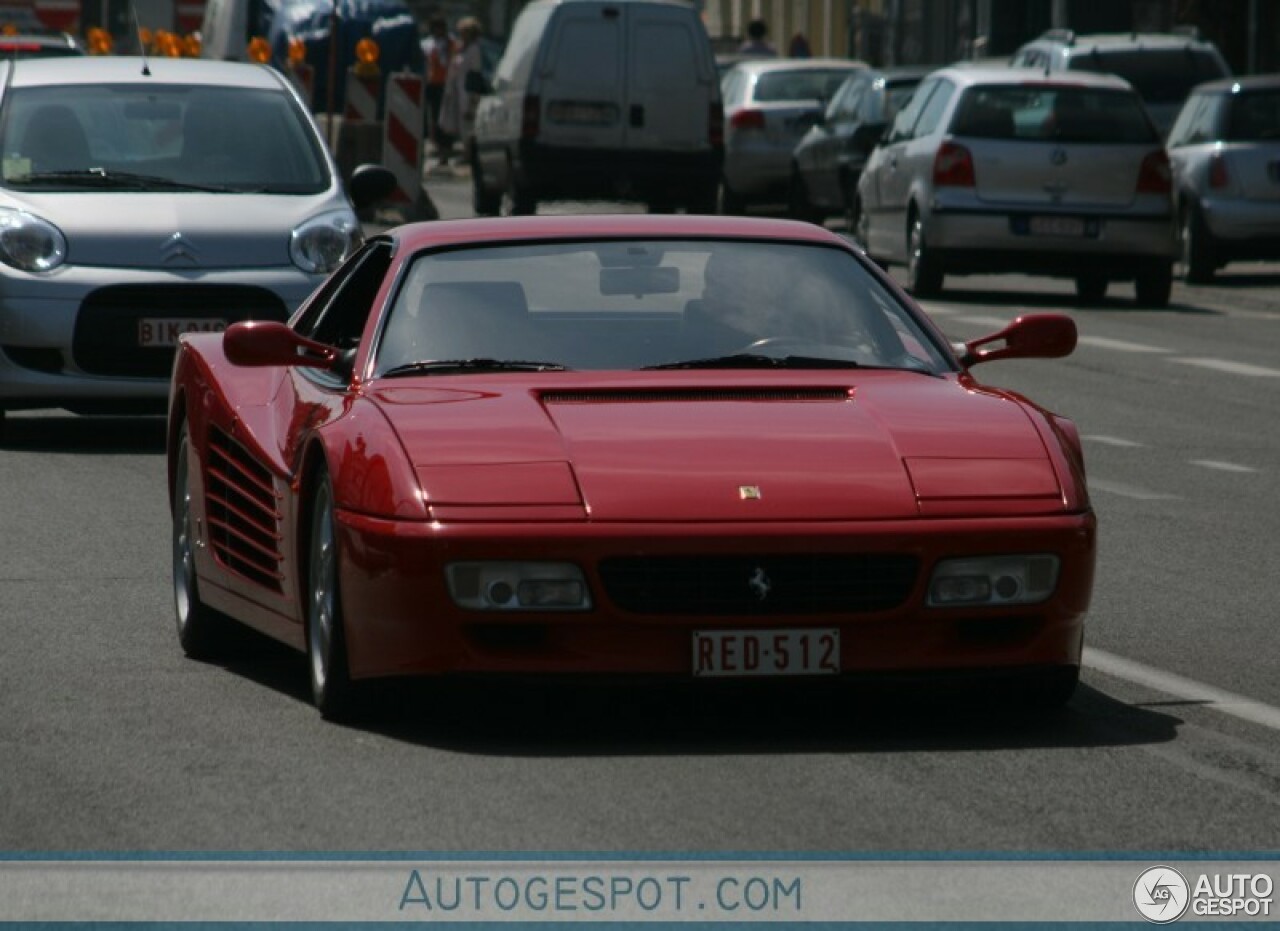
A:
[
  {"xmin": 933, "ymin": 141, "xmax": 975, "ymax": 187},
  {"xmin": 522, "ymin": 95, "xmax": 541, "ymax": 139},
  {"xmin": 1136, "ymin": 150, "xmax": 1172, "ymax": 194},
  {"xmin": 730, "ymin": 109, "xmax": 766, "ymax": 131},
  {"xmin": 709, "ymin": 103, "xmax": 724, "ymax": 147},
  {"xmin": 1208, "ymin": 152, "xmax": 1229, "ymax": 189}
]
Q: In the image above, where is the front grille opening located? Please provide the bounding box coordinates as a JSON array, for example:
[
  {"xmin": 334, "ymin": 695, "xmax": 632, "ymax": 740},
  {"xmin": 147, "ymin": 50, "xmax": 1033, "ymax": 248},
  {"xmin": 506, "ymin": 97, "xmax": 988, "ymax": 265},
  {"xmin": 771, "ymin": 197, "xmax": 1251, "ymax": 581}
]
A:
[
  {"xmin": 72, "ymin": 284, "xmax": 288, "ymax": 378},
  {"xmin": 541, "ymin": 389, "xmax": 850, "ymax": 404},
  {"xmin": 2, "ymin": 345, "xmax": 64, "ymax": 374},
  {"xmin": 955, "ymin": 617, "xmax": 1041, "ymax": 645},
  {"xmin": 466, "ymin": 623, "xmax": 549, "ymax": 652},
  {"xmin": 599, "ymin": 554, "xmax": 920, "ymax": 616}
]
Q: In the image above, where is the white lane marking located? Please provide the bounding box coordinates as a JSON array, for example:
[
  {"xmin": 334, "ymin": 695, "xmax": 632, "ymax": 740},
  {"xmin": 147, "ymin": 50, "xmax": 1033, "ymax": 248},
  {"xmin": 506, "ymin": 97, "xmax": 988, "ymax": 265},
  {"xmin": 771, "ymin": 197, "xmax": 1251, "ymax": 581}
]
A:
[
  {"xmin": 1085, "ymin": 647, "xmax": 1280, "ymax": 733},
  {"xmin": 1087, "ymin": 479, "xmax": 1179, "ymax": 501},
  {"xmin": 1189, "ymin": 459, "xmax": 1258, "ymax": 474},
  {"xmin": 1171, "ymin": 358, "xmax": 1280, "ymax": 377},
  {"xmin": 1082, "ymin": 435, "xmax": 1144, "ymax": 448},
  {"xmin": 953, "ymin": 314, "xmax": 1013, "ymax": 329},
  {"xmin": 1077, "ymin": 335, "xmax": 1170, "ymax": 353}
]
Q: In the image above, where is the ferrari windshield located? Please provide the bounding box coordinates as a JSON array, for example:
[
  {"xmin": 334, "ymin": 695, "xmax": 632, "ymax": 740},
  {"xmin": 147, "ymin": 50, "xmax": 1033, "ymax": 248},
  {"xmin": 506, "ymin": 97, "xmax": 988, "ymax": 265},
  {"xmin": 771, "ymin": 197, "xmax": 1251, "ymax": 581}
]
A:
[
  {"xmin": 0, "ymin": 84, "xmax": 329, "ymax": 192},
  {"xmin": 376, "ymin": 240, "xmax": 952, "ymax": 374}
]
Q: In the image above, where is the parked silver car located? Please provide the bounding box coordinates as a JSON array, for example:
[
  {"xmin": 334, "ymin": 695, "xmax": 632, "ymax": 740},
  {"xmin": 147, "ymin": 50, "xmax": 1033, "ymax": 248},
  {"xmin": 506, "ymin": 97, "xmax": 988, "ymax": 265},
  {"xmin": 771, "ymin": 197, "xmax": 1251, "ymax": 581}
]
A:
[
  {"xmin": 720, "ymin": 57, "xmax": 865, "ymax": 213},
  {"xmin": 1167, "ymin": 75, "xmax": 1280, "ymax": 283},
  {"xmin": 0, "ymin": 56, "xmax": 391, "ymax": 432},
  {"xmin": 856, "ymin": 66, "xmax": 1178, "ymax": 305}
]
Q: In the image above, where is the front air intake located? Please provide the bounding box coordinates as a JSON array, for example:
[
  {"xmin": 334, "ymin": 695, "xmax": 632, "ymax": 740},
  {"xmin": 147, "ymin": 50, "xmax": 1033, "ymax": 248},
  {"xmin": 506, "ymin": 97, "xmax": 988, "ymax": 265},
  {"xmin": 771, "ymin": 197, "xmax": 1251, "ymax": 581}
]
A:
[
  {"xmin": 540, "ymin": 388, "xmax": 849, "ymax": 404},
  {"xmin": 205, "ymin": 426, "xmax": 284, "ymax": 592}
]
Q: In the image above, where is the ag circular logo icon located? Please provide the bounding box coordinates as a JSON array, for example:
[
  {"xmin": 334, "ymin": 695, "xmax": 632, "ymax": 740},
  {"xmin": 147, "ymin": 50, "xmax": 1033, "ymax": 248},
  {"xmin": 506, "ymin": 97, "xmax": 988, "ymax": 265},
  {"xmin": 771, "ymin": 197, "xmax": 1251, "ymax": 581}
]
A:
[{"xmin": 1134, "ymin": 866, "xmax": 1190, "ymax": 923}]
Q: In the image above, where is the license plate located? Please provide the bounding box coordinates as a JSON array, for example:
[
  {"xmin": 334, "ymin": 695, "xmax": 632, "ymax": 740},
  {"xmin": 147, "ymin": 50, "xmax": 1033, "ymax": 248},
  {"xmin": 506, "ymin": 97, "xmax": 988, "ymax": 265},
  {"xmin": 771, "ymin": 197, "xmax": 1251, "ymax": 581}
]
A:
[
  {"xmin": 546, "ymin": 101, "xmax": 618, "ymax": 126},
  {"xmin": 693, "ymin": 629, "xmax": 840, "ymax": 677},
  {"xmin": 1028, "ymin": 215, "xmax": 1087, "ymax": 236},
  {"xmin": 138, "ymin": 318, "xmax": 227, "ymax": 348}
]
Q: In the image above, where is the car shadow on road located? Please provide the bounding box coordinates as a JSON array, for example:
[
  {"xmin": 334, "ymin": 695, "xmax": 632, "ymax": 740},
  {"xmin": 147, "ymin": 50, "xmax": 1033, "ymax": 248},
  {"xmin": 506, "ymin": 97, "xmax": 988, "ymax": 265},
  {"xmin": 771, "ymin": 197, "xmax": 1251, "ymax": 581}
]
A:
[{"xmin": 0, "ymin": 412, "xmax": 167, "ymax": 454}]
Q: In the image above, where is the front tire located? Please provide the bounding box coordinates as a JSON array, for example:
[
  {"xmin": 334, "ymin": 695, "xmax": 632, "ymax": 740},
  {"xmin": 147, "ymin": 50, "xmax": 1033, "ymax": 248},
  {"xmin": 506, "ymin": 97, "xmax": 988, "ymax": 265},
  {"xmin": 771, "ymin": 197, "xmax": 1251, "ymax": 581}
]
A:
[
  {"xmin": 501, "ymin": 160, "xmax": 537, "ymax": 216},
  {"xmin": 1074, "ymin": 274, "xmax": 1108, "ymax": 304},
  {"xmin": 471, "ymin": 153, "xmax": 500, "ymax": 216},
  {"xmin": 172, "ymin": 422, "xmax": 229, "ymax": 658},
  {"xmin": 307, "ymin": 467, "xmax": 357, "ymax": 719},
  {"xmin": 907, "ymin": 211, "xmax": 943, "ymax": 297},
  {"xmin": 1134, "ymin": 261, "xmax": 1173, "ymax": 308}
]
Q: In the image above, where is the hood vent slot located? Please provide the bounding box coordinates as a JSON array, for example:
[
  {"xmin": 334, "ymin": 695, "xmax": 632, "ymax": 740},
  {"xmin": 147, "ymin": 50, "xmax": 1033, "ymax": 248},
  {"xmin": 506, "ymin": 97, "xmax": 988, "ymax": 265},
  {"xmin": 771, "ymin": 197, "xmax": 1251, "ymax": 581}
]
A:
[{"xmin": 541, "ymin": 388, "xmax": 849, "ymax": 404}]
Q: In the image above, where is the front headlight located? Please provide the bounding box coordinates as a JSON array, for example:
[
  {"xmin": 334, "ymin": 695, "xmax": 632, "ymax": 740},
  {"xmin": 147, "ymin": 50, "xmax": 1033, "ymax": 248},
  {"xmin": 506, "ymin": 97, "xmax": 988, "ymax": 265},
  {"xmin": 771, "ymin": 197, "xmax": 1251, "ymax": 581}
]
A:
[
  {"xmin": 928, "ymin": 554, "xmax": 1059, "ymax": 607},
  {"xmin": 0, "ymin": 208, "xmax": 67, "ymax": 272},
  {"xmin": 446, "ymin": 562, "xmax": 593, "ymax": 611},
  {"xmin": 290, "ymin": 209, "xmax": 359, "ymax": 274}
]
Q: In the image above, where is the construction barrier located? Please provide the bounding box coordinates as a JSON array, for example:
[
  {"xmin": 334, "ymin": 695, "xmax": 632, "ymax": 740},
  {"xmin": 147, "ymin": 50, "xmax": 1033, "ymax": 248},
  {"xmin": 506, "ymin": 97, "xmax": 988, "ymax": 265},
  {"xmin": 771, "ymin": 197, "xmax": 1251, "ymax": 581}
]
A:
[
  {"xmin": 344, "ymin": 69, "xmax": 381, "ymax": 122},
  {"xmin": 381, "ymin": 71, "xmax": 426, "ymax": 214}
]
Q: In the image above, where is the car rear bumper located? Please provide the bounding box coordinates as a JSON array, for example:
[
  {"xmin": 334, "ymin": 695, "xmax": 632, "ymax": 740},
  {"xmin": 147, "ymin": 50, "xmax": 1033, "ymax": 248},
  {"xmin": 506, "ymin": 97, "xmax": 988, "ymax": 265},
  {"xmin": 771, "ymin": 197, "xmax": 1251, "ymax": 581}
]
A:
[
  {"xmin": 332, "ymin": 511, "xmax": 1096, "ymax": 682},
  {"xmin": 927, "ymin": 208, "xmax": 1178, "ymax": 275},
  {"xmin": 516, "ymin": 142, "xmax": 722, "ymax": 201},
  {"xmin": 1202, "ymin": 197, "xmax": 1280, "ymax": 254}
]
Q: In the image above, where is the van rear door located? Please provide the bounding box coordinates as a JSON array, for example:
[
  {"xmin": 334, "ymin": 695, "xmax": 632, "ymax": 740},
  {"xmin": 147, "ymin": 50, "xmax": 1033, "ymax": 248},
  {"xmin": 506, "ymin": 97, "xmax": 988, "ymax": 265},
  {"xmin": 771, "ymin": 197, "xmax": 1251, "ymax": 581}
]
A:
[
  {"xmin": 536, "ymin": 4, "xmax": 626, "ymax": 150},
  {"xmin": 624, "ymin": 3, "xmax": 714, "ymax": 151}
]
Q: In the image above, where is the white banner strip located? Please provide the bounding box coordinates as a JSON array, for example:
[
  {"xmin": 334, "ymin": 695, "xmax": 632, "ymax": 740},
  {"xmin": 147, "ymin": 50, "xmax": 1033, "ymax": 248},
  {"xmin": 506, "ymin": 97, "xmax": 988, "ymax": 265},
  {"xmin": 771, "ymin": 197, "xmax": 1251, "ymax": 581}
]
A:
[{"xmin": 0, "ymin": 859, "xmax": 1276, "ymax": 922}]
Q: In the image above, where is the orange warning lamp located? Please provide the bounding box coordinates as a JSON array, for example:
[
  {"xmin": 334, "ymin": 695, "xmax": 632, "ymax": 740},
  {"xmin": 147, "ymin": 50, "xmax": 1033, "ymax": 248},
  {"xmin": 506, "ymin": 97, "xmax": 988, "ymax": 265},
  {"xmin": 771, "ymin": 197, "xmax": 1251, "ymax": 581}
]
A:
[
  {"xmin": 353, "ymin": 37, "xmax": 380, "ymax": 77},
  {"xmin": 288, "ymin": 36, "xmax": 306, "ymax": 65},
  {"xmin": 246, "ymin": 35, "xmax": 270, "ymax": 62},
  {"xmin": 86, "ymin": 26, "xmax": 114, "ymax": 54},
  {"xmin": 183, "ymin": 33, "xmax": 201, "ymax": 57}
]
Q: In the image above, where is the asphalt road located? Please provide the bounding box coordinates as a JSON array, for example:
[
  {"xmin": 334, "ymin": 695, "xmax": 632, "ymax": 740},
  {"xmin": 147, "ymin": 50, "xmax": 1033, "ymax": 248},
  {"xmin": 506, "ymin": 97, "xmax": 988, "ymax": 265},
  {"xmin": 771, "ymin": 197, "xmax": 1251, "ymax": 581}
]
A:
[{"xmin": 2, "ymin": 175, "xmax": 1278, "ymax": 851}]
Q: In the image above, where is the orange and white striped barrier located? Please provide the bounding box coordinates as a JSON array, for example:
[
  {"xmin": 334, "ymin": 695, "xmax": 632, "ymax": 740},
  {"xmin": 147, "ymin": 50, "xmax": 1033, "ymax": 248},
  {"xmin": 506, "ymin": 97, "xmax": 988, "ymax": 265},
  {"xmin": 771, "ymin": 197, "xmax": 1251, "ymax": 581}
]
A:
[
  {"xmin": 344, "ymin": 68, "xmax": 381, "ymax": 122},
  {"xmin": 381, "ymin": 71, "xmax": 425, "ymax": 209}
]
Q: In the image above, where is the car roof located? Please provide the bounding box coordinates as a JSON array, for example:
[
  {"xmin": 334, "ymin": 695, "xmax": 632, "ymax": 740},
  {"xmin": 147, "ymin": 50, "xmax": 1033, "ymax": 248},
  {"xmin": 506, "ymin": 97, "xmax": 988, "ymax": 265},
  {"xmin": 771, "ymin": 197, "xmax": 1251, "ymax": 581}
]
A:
[
  {"xmin": 389, "ymin": 215, "xmax": 855, "ymax": 253},
  {"xmin": 1191, "ymin": 74, "xmax": 1280, "ymax": 94},
  {"xmin": 729, "ymin": 57, "xmax": 866, "ymax": 76},
  {"xmin": 2, "ymin": 56, "xmax": 288, "ymax": 89},
  {"xmin": 1061, "ymin": 32, "xmax": 1220, "ymax": 52},
  {"xmin": 932, "ymin": 64, "xmax": 1135, "ymax": 91}
]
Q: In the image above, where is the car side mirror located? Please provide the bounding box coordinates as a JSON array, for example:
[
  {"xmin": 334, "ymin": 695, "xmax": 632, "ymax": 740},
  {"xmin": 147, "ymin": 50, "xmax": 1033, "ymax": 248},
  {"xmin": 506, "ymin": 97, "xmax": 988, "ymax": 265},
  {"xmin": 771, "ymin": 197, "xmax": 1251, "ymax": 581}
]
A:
[
  {"xmin": 961, "ymin": 313, "xmax": 1076, "ymax": 366},
  {"xmin": 223, "ymin": 321, "xmax": 338, "ymax": 369},
  {"xmin": 464, "ymin": 70, "xmax": 491, "ymax": 94},
  {"xmin": 851, "ymin": 120, "xmax": 888, "ymax": 153},
  {"xmin": 347, "ymin": 163, "xmax": 398, "ymax": 214}
]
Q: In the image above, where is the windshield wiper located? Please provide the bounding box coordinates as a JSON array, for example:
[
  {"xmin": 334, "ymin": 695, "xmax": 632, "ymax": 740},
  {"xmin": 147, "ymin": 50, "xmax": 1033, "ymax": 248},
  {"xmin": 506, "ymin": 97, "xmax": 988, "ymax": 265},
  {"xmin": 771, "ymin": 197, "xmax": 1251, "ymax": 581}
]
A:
[
  {"xmin": 381, "ymin": 358, "xmax": 571, "ymax": 377},
  {"xmin": 643, "ymin": 353, "xmax": 864, "ymax": 370},
  {"xmin": 9, "ymin": 169, "xmax": 234, "ymax": 192}
]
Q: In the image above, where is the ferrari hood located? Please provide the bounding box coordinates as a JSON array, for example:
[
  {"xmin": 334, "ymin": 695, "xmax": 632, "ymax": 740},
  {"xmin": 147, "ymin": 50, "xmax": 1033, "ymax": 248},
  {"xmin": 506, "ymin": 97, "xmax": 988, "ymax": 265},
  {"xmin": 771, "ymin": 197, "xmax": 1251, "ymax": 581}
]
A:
[
  {"xmin": 4, "ymin": 190, "xmax": 341, "ymax": 269},
  {"xmin": 372, "ymin": 374, "xmax": 1064, "ymax": 521}
]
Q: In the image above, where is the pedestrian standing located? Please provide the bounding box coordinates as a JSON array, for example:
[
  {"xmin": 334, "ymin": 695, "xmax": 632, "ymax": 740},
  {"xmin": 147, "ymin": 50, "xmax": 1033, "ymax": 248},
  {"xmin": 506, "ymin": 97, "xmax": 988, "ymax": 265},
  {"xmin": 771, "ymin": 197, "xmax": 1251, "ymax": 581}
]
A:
[
  {"xmin": 421, "ymin": 16, "xmax": 457, "ymax": 158},
  {"xmin": 438, "ymin": 17, "xmax": 484, "ymax": 166},
  {"xmin": 738, "ymin": 18, "xmax": 777, "ymax": 57}
]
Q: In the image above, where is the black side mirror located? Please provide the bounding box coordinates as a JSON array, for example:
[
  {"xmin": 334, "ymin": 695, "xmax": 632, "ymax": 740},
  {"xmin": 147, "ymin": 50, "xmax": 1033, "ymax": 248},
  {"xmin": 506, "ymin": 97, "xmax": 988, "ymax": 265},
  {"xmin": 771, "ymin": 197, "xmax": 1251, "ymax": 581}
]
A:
[
  {"xmin": 464, "ymin": 70, "xmax": 491, "ymax": 94},
  {"xmin": 851, "ymin": 121, "xmax": 888, "ymax": 153},
  {"xmin": 347, "ymin": 163, "xmax": 398, "ymax": 213}
]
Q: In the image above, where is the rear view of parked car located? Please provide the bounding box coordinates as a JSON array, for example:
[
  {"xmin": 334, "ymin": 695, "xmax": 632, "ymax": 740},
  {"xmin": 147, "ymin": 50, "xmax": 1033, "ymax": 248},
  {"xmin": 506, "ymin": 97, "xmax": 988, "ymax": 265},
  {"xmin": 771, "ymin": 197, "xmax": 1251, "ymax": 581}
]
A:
[
  {"xmin": 790, "ymin": 65, "xmax": 928, "ymax": 225},
  {"xmin": 0, "ymin": 56, "xmax": 393, "ymax": 434},
  {"xmin": 720, "ymin": 57, "xmax": 864, "ymax": 214},
  {"xmin": 470, "ymin": 0, "xmax": 722, "ymax": 215},
  {"xmin": 1167, "ymin": 75, "xmax": 1280, "ymax": 283},
  {"xmin": 1011, "ymin": 29, "xmax": 1230, "ymax": 138},
  {"xmin": 856, "ymin": 67, "xmax": 1177, "ymax": 305}
]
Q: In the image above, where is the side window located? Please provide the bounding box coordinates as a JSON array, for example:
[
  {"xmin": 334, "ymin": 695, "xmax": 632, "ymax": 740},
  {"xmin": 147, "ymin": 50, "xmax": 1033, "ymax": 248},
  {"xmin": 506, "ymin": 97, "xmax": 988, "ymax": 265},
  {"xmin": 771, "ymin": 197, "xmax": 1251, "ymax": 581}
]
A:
[
  {"xmin": 886, "ymin": 78, "xmax": 936, "ymax": 143},
  {"xmin": 294, "ymin": 241, "xmax": 393, "ymax": 351},
  {"xmin": 912, "ymin": 79, "xmax": 954, "ymax": 137}
]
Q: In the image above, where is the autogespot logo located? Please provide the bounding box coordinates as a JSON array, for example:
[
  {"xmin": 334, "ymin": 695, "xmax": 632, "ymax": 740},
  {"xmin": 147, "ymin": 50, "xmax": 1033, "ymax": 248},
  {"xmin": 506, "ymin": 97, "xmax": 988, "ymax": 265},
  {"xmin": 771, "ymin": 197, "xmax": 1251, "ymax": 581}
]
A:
[{"xmin": 1134, "ymin": 866, "xmax": 1191, "ymax": 923}]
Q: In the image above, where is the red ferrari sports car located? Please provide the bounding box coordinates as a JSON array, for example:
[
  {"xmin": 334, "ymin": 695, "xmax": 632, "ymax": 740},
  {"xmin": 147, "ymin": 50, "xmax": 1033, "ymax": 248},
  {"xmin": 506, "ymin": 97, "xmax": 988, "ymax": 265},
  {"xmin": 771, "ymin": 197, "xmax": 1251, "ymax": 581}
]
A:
[{"xmin": 167, "ymin": 215, "xmax": 1095, "ymax": 718}]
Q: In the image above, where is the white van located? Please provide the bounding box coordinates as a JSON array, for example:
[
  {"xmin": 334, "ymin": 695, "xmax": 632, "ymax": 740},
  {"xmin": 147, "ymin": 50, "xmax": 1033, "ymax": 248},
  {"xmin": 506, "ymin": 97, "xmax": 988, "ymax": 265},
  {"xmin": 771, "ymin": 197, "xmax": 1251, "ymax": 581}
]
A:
[{"xmin": 470, "ymin": 0, "xmax": 723, "ymax": 215}]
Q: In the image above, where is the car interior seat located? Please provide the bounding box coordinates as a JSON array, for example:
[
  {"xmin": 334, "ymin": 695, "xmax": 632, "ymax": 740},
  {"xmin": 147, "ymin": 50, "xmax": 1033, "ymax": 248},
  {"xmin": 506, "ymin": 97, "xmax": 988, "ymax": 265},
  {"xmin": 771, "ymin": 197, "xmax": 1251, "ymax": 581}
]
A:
[
  {"xmin": 21, "ymin": 104, "xmax": 92, "ymax": 172},
  {"xmin": 389, "ymin": 281, "xmax": 550, "ymax": 364}
]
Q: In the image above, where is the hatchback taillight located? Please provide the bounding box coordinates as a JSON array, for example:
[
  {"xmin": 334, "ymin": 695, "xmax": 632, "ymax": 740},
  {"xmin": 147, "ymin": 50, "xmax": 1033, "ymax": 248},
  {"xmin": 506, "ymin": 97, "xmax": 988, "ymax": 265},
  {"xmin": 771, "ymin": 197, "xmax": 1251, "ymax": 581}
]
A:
[
  {"xmin": 730, "ymin": 109, "xmax": 766, "ymax": 131},
  {"xmin": 933, "ymin": 141, "xmax": 975, "ymax": 187},
  {"xmin": 521, "ymin": 95, "xmax": 540, "ymax": 139},
  {"xmin": 1208, "ymin": 152, "xmax": 1230, "ymax": 189},
  {"xmin": 1136, "ymin": 149, "xmax": 1172, "ymax": 194},
  {"xmin": 709, "ymin": 103, "xmax": 724, "ymax": 147}
]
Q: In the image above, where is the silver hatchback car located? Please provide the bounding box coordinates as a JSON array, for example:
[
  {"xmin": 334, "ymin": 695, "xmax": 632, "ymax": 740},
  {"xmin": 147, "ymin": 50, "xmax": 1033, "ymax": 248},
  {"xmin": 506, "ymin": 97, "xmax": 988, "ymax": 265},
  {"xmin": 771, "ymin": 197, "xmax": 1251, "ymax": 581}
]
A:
[
  {"xmin": 0, "ymin": 56, "xmax": 391, "ymax": 433},
  {"xmin": 856, "ymin": 67, "xmax": 1177, "ymax": 305},
  {"xmin": 1166, "ymin": 75, "xmax": 1280, "ymax": 282}
]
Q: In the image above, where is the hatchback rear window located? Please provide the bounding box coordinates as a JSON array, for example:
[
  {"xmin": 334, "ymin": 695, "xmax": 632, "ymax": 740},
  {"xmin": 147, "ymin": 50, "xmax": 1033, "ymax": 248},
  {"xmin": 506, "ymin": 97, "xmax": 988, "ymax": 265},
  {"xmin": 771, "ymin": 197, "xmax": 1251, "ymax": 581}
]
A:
[
  {"xmin": 1068, "ymin": 49, "xmax": 1228, "ymax": 104},
  {"xmin": 754, "ymin": 69, "xmax": 853, "ymax": 103},
  {"xmin": 950, "ymin": 85, "xmax": 1157, "ymax": 144},
  {"xmin": 1224, "ymin": 90, "xmax": 1280, "ymax": 142}
]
